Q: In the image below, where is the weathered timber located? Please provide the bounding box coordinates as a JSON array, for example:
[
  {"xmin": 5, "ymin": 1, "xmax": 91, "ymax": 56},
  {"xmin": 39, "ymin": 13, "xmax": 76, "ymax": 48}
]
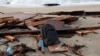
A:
[
  {"xmin": 44, "ymin": 20, "xmax": 65, "ymax": 30},
  {"xmin": 0, "ymin": 15, "xmax": 78, "ymax": 29},
  {"xmin": 0, "ymin": 12, "xmax": 35, "ymax": 28},
  {"xmin": 27, "ymin": 15, "xmax": 78, "ymax": 26},
  {"xmin": 30, "ymin": 15, "xmax": 72, "ymax": 21},
  {"xmin": 0, "ymin": 16, "xmax": 21, "ymax": 27},
  {"xmin": 46, "ymin": 11, "xmax": 100, "ymax": 15},
  {"xmin": 0, "ymin": 20, "xmax": 64, "ymax": 30},
  {"xmin": 0, "ymin": 26, "xmax": 99, "ymax": 35}
]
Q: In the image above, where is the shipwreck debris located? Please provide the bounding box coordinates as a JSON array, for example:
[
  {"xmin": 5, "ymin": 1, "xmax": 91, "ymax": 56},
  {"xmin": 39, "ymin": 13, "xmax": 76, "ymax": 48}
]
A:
[
  {"xmin": 0, "ymin": 11, "xmax": 100, "ymax": 56},
  {"xmin": 72, "ymin": 45, "xmax": 86, "ymax": 56},
  {"xmin": 62, "ymin": 43, "xmax": 85, "ymax": 56},
  {"xmin": 76, "ymin": 30, "xmax": 98, "ymax": 36},
  {"xmin": 0, "ymin": 51, "xmax": 4, "ymax": 56},
  {"xmin": 6, "ymin": 43, "xmax": 36, "ymax": 56},
  {"xmin": 0, "ymin": 25, "xmax": 99, "ymax": 36},
  {"xmin": 4, "ymin": 35, "xmax": 19, "ymax": 42},
  {"xmin": 35, "ymin": 35, "xmax": 45, "ymax": 53}
]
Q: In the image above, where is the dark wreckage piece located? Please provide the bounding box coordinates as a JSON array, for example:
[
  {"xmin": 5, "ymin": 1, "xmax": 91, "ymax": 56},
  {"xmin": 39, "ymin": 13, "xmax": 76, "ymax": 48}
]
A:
[
  {"xmin": 41, "ymin": 24, "xmax": 60, "ymax": 46},
  {"xmin": 46, "ymin": 11, "xmax": 100, "ymax": 15},
  {"xmin": 46, "ymin": 11, "xmax": 85, "ymax": 16},
  {"xmin": 46, "ymin": 11, "xmax": 87, "ymax": 19},
  {"xmin": 0, "ymin": 25, "xmax": 100, "ymax": 36},
  {"xmin": 41, "ymin": 24, "xmax": 68, "ymax": 52}
]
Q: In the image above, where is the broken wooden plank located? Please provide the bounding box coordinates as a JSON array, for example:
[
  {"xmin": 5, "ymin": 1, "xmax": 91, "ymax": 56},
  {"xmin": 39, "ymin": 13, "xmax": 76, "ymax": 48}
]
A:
[
  {"xmin": 0, "ymin": 14, "xmax": 78, "ymax": 29},
  {"xmin": 46, "ymin": 11, "xmax": 100, "ymax": 15},
  {"xmin": 0, "ymin": 26, "xmax": 99, "ymax": 35},
  {"xmin": 25, "ymin": 20, "xmax": 39, "ymax": 30},
  {"xmin": 26, "ymin": 15, "xmax": 78, "ymax": 26},
  {"xmin": 44, "ymin": 20, "xmax": 65, "ymax": 30}
]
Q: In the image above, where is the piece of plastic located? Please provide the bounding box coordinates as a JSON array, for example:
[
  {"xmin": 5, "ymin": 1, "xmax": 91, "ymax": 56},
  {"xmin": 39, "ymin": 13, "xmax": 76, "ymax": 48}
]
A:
[{"xmin": 6, "ymin": 47, "xmax": 13, "ymax": 55}]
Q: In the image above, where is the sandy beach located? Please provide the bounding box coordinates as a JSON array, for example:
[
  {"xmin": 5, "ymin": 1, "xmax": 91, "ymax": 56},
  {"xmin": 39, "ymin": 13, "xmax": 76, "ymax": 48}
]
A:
[{"xmin": 0, "ymin": 6, "xmax": 100, "ymax": 56}]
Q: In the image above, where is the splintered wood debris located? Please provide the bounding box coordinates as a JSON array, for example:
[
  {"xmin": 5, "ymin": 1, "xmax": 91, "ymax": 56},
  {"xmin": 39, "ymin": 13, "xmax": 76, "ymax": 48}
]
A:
[{"xmin": 0, "ymin": 11, "xmax": 100, "ymax": 56}]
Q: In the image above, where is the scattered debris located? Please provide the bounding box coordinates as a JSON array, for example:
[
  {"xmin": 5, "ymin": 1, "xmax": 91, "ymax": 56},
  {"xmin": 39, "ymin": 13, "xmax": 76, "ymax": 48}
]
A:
[
  {"xmin": 0, "ymin": 11, "xmax": 100, "ymax": 56},
  {"xmin": 35, "ymin": 35, "xmax": 45, "ymax": 53},
  {"xmin": 61, "ymin": 43, "xmax": 86, "ymax": 56},
  {"xmin": 73, "ymin": 45, "xmax": 85, "ymax": 51},
  {"xmin": 72, "ymin": 45, "xmax": 85, "ymax": 56},
  {"xmin": 71, "ymin": 11, "xmax": 85, "ymax": 16},
  {"xmin": 4, "ymin": 35, "xmax": 19, "ymax": 42},
  {"xmin": 76, "ymin": 30, "xmax": 98, "ymax": 36},
  {"xmin": 0, "ymin": 38, "xmax": 9, "ymax": 45},
  {"xmin": 46, "ymin": 11, "xmax": 100, "ymax": 15},
  {"xmin": 0, "ymin": 16, "xmax": 19, "ymax": 28},
  {"xmin": 6, "ymin": 43, "xmax": 36, "ymax": 56},
  {"xmin": 41, "ymin": 24, "xmax": 69, "ymax": 53},
  {"xmin": 0, "ymin": 25, "xmax": 99, "ymax": 36},
  {"xmin": 0, "ymin": 51, "xmax": 4, "ymax": 56}
]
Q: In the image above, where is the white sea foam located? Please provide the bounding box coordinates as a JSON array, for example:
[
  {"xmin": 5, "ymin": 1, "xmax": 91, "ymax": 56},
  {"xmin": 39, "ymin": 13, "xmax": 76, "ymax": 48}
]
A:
[{"xmin": 0, "ymin": 0, "xmax": 100, "ymax": 7}]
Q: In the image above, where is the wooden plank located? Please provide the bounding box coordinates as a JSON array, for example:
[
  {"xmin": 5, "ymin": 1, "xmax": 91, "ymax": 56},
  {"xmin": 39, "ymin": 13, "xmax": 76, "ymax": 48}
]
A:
[
  {"xmin": 0, "ymin": 26, "xmax": 99, "ymax": 35},
  {"xmin": 29, "ymin": 15, "xmax": 78, "ymax": 26}
]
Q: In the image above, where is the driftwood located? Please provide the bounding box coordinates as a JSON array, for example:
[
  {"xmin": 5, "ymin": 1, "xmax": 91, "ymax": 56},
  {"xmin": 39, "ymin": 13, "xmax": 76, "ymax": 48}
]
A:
[
  {"xmin": 0, "ymin": 16, "xmax": 20, "ymax": 27},
  {"xmin": 23, "ymin": 15, "xmax": 78, "ymax": 27},
  {"xmin": 0, "ymin": 15, "xmax": 78, "ymax": 30},
  {"xmin": 0, "ymin": 26, "xmax": 99, "ymax": 36},
  {"xmin": 0, "ymin": 12, "xmax": 35, "ymax": 28},
  {"xmin": 0, "ymin": 12, "xmax": 99, "ymax": 36},
  {"xmin": 15, "ymin": 15, "xmax": 78, "ymax": 28},
  {"xmin": 0, "ymin": 20, "xmax": 65, "ymax": 30},
  {"xmin": 0, "ymin": 16, "xmax": 18, "ymax": 24},
  {"xmin": 46, "ymin": 11, "xmax": 100, "ymax": 15},
  {"xmin": 1, "ymin": 11, "xmax": 100, "ymax": 28}
]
